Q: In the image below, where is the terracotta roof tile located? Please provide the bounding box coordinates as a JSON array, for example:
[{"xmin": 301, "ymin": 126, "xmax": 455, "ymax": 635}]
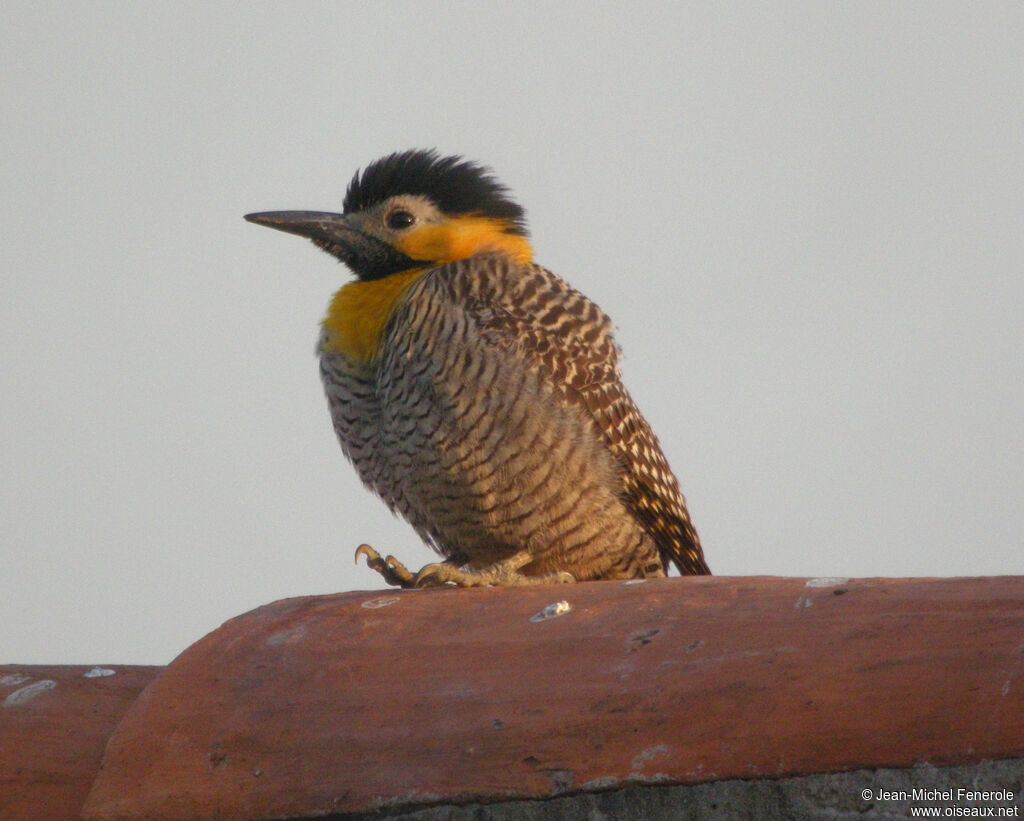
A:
[
  {"xmin": 0, "ymin": 665, "xmax": 160, "ymax": 821},
  {"xmin": 66, "ymin": 576, "xmax": 1023, "ymax": 819}
]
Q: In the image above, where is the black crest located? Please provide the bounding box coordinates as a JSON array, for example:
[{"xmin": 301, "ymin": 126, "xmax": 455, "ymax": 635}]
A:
[{"xmin": 343, "ymin": 150, "xmax": 528, "ymax": 235}]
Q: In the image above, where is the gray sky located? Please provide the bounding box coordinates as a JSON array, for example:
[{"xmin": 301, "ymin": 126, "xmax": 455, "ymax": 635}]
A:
[{"xmin": 2, "ymin": 3, "xmax": 1021, "ymax": 665}]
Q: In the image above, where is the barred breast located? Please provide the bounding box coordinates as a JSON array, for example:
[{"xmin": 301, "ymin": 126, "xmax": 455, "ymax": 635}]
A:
[{"xmin": 319, "ymin": 253, "xmax": 697, "ymax": 580}]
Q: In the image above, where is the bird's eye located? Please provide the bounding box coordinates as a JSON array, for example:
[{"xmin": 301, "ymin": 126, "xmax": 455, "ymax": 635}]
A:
[{"xmin": 386, "ymin": 210, "xmax": 415, "ymax": 230}]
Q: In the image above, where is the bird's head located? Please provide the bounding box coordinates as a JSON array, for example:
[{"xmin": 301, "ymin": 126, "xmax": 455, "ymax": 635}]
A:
[{"xmin": 245, "ymin": 150, "xmax": 533, "ymax": 280}]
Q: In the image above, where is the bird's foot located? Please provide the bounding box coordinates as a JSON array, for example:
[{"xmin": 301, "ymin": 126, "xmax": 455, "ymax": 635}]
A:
[
  {"xmin": 355, "ymin": 545, "xmax": 575, "ymax": 588},
  {"xmin": 354, "ymin": 544, "xmax": 418, "ymax": 588},
  {"xmin": 414, "ymin": 549, "xmax": 576, "ymax": 588}
]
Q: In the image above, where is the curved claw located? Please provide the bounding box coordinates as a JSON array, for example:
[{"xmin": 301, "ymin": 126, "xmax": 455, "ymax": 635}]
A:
[
  {"xmin": 412, "ymin": 563, "xmax": 452, "ymax": 588},
  {"xmin": 354, "ymin": 543, "xmax": 379, "ymax": 565},
  {"xmin": 355, "ymin": 544, "xmax": 417, "ymax": 588}
]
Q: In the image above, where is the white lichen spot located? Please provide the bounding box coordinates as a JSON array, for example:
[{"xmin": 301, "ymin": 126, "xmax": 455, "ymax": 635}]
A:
[
  {"xmin": 1, "ymin": 674, "xmax": 31, "ymax": 687},
  {"xmin": 361, "ymin": 596, "xmax": 400, "ymax": 610},
  {"xmin": 266, "ymin": 625, "xmax": 307, "ymax": 647},
  {"xmin": 806, "ymin": 577, "xmax": 851, "ymax": 588},
  {"xmin": 623, "ymin": 579, "xmax": 647, "ymax": 586},
  {"xmin": 84, "ymin": 667, "xmax": 115, "ymax": 678},
  {"xmin": 3, "ymin": 680, "xmax": 56, "ymax": 707},
  {"xmin": 582, "ymin": 776, "xmax": 620, "ymax": 791},
  {"xmin": 794, "ymin": 596, "xmax": 814, "ymax": 609},
  {"xmin": 634, "ymin": 773, "xmax": 671, "ymax": 784},
  {"xmin": 530, "ymin": 600, "xmax": 572, "ymax": 623},
  {"xmin": 376, "ymin": 790, "xmax": 444, "ymax": 810},
  {"xmin": 1003, "ymin": 679, "xmax": 1012, "ymax": 697},
  {"xmin": 631, "ymin": 744, "xmax": 671, "ymax": 773}
]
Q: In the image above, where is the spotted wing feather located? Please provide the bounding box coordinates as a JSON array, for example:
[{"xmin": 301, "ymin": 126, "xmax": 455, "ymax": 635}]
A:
[{"xmin": 410, "ymin": 254, "xmax": 710, "ymax": 576}]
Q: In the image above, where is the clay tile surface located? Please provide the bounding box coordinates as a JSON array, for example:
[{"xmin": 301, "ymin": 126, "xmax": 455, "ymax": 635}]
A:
[
  {"xmin": 77, "ymin": 576, "xmax": 1024, "ymax": 820},
  {"xmin": 0, "ymin": 664, "xmax": 161, "ymax": 821}
]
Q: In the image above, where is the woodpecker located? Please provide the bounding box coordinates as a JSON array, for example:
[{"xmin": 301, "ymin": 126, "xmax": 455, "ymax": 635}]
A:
[{"xmin": 246, "ymin": 150, "xmax": 710, "ymax": 587}]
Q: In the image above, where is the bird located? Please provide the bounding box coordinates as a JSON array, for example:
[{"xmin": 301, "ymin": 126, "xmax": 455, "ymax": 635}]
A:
[{"xmin": 245, "ymin": 149, "xmax": 710, "ymax": 587}]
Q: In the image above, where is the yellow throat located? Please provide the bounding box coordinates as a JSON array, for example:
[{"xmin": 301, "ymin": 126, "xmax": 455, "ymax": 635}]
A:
[{"xmin": 321, "ymin": 267, "xmax": 429, "ymax": 364}]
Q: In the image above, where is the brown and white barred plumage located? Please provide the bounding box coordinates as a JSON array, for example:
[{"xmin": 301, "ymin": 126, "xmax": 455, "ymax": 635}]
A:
[{"xmin": 319, "ymin": 253, "xmax": 709, "ymax": 580}]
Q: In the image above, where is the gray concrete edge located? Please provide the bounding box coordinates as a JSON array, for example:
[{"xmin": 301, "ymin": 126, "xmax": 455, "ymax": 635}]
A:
[{"xmin": 321, "ymin": 757, "xmax": 1024, "ymax": 821}]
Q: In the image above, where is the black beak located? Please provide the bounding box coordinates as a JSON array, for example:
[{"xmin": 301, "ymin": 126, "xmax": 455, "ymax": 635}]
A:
[
  {"xmin": 244, "ymin": 210, "xmax": 354, "ymax": 243},
  {"xmin": 244, "ymin": 210, "xmax": 419, "ymax": 281}
]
